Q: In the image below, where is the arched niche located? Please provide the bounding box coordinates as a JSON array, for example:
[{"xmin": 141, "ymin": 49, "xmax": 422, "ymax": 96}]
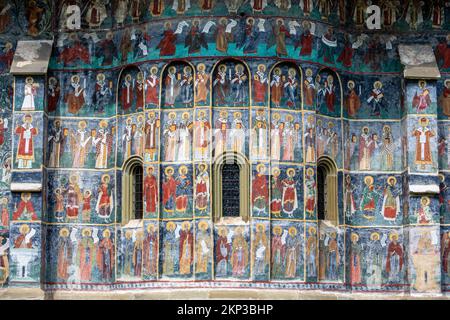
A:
[
  {"xmin": 213, "ymin": 151, "xmax": 250, "ymax": 224},
  {"xmin": 269, "ymin": 62, "xmax": 302, "ymax": 110},
  {"xmin": 212, "ymin": 59, "xmax": 250, "ymax": 107},
  {"xmin": 317, "ymin": 155, "xmax": 338, "ymax": 225},
  {"xmin": 122, "ymin": 156, "xmax": 144, "ymax": 226},
  {"xmin": 117, "ymin": 65, "xmax": 144, "ymax": 114},
  {"xmin": 160, "ymin": 61, "xmax": 195, "ymax": 108}
]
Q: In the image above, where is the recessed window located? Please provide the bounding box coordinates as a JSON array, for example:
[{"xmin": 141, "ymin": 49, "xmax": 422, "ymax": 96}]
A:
[
  {"xmin": 317, "ymin": 156, "xmax": 338, "ymax": 224},
  {"xmin": 122, "ymin": 157, "xmax": 144, "ymax": 225}
]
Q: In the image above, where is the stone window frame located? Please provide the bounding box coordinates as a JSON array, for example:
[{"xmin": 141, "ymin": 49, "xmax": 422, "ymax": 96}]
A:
[
  {"xmin": 317, "ymin": 155, "xmax": 338, "ymax": 225},
  {"xmin": 213, "ymin": 151, "xmax": 250, "ymax": 224},
  {"xmin": 122, "ymin": 156, "xmax": 144, "ymax": 226}
]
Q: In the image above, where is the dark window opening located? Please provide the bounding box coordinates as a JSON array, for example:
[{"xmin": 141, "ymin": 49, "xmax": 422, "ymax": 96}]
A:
[
  {"xmin": 222, "ymin": 162, "xmax": 240, "ymax": 217},
  {"xmin": 132, "ymin": 164, "xmax": 144, "ymax": 220},
  {"xmin": 317, "ymin": 165, "xmax": 326, "ymax": 220}
]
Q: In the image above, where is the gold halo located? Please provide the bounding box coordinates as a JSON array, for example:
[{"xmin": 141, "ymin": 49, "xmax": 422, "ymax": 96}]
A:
[
  {"xmin": 49, "ymin": 77, "xmax": 57, "ymax": 85},
  {"xmin": 256, "ymin": 163, "xmax": 266, "ymax": 173},
  {"xmin": 308, "ymin": 226, "xmax": 316, "ymax": 235},
  {"xmin": 197, "ymin": 110, "xmax": 206, "ymax": 117},
  {"xmin": 69, "ymin": 174, "xmax": 79, "ymax": 184},
  {"xmin": 439, "ymin": 174, "xmax": 445, "ymax": 182},
  {"xmin": 273, "ymin": 67, "xmax": 282, "ymax": 75},
  {"xmin": 150, "ymin": 66, "xmax": 158, "ymax": 74},
  {"xmin": 235, "ymin": 64, "xmax": 244, "ymax": 73},
  {"xmin": 101, "ymin": 174, "xmax": 110, "ymax": 183},
  {"xmin": 1, "ymin": 197, "xmax": 7, "ymax": 205},
  {"xmin": 168, "ymin": 111, "xmax": 176, "ymax": 119},
  {"xmin": 233, "ymin": 111, "xmax": 242, "ymax": 119},
  {"xmin": 59, "ymin": 228, "xmax": 70, "ymax": 238},
  {"xmin": 305, "ymin": 68, "xmax": 313, "ymax": 77},
  {"xmin": 182, "ymin": 111, "xmax": 190, "ymax": 119},
  {"xmin": 347, "ymin": 80, "xmax": 355, "ymax": 89},
  {"xmin": 445, "ymin": 79, "xmax": 450, "ymax": 88},
  {"xmin": 246, "ymin": 17, "xmax": 255, "ymax": 25},
  {"xmin": 165, "ymin": 166, "xmax": 174, "ymax": 175},
  {"xmin": 178, "ymin": 165, "xmax": 188, "ymax": 175},
  {"xmin": 374, "ymin": 81, "xmax": 383, "ymax": 89},
  {"xmin": 273, "ymin": 226, "xmax": 282, "ymax": 235},
  {"xmin": 99, "ymin": 120, "xmax": 108, "ymax": 128},
  {"xmin": 327, "ymin": 75, "xmax": 333, "ymax": 83},
  {"xmin": 219, "ymin": 227, "xmax": 228, "ymax": 236},
  {"xmin": 198, "ymin": 221, "xmax": 209, "ymax": 231},
  {"xmin": 21, "ymin": 193, "xmax": 31, "ymax": 201},
  {"xmin": 147, "ymin": 165, "xmax": 155, "ymax": 174},
  {"xmin": 82, "ymin": 228, "xmax": 92, "ymax": 237},
  {"xmin": 302, "ymin": 20, "xmax": 312, "ymax": 29},
  {"xmin": 285, "ymin": 114, "xmax": 294, "ymax": 122},
  {"xmin": 235, "ymin": 227, "xmax": 243, "ymax": 235},
  {"xmin": 137, "ymin": 114, "xmax": 144, "ymax": 122},
  {"xmin": 351, "ymin": 232, "xmax": 359, "ymax": 241},
  {"xmin": 256, "ymin": 223, "xmax": 265, "ymax": 232},
  {"xmin": 420, "ymin": 196, "xmax": 430, "ymax": 206},
  {"xmin": 166, "ymin": 221, "xmax": 176, "ymax": 231},
  {"xmin": 19, "ymin": 224, "xmax": 30, "ymax": 235},
  {"xmin": 272, "ymin": 113, "xmax": 280, "ymax": 120},
  {"xmin": 97, "ymin": 73, "xmax": 105, "ymax": 81},
  {"xmin": 147, "ymin": 223, "xmax": 156, "ymax": 232},
  {"xmin": 272, "ymin": 167, "xmax": 280, "ymax": 176},
  {"xmin": 126, "ymin": 117, "xmax": 133, "ymax": 124},
  {"xmin": 287, "ymin": 168, "xmax": 296, "ymax": 177},
  {"xmin": 330, "ymin": 232, "xmax": 337, "ymax": 239},
  {"xmin": 306, "ymin": 168, "xmax": 314, "ymax": 176},
  {"xmin": 257, "ymin": 64, "xmax": 266, "ymax": 72},
  {"xmin": 197, "ymin": 63, "xmax": 206, "ymax": 72},
  {"xmin": 183, "ymin": 66, "xmax": 192, "ymax": 74},
  {"xmin": 198, "ymin": 163, "xmax": 207, "ymax": 172},
  {"xmin": 419, "ymin": 117, "xmax": 430, "ymax": 126},
  {"xmin": 389, "ymin": 232, "xmax": 399, "ymax": 241},
  {"xmin": 78, "ymin": 120, "xmax": 87, "ymax": 129},
  {"xmin": 364, "ymin": 176, "xmax": 374, "ymax": 186},
  {"xmin": 125, "ymin": 230, "xmax": 132, "ymax": 238},
  {"xmin": 26, "ymin": 76, "xmax": 34, "ymax": 84},
  {"xmin": 289, "ymin": 226, "xmax": 298, "ymax": 236},
  {"xmin": 370, "ymin": 232, "xmax": 380, "ymax": 241},
  {"xmin": 276, "ymin": 18, "xmax": 284, "ymax": 25},
  {"xmin": 387, "ymin": 176, "xmax": 397, "ymax": 185},
  {"xmin": 102, "ymin": 229, "xmax": 111, "ymax": 238},
  {"xmin": 328, "ymin": 122, "xmax": 334, "ymax": 128},
  {"xmin": 288, "ymin": 68, "xmax": 297, "ymax": 76},
  {"xmin": 168, "ymin": 66, "xmax": 176, "ymax": 74},
  {"xmin": 182, "ymin": 221, "xmax": 191, "ymax": 230},
  {"xmin": 418, "ymin": 80, "xmax": 427, "ymax": 88},
  {"xmin": 71, "ymin": 75, "xmax": 80, "ymax": 83},
  {"xmin": 218, "ymin": 64, "xmax": 227, "ymax": 72}
]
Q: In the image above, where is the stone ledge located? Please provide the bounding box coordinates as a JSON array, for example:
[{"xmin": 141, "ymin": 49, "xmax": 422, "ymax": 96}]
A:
[{"xmin": 0, "ymin": 288, "xmax": 448, "ymax": 300}]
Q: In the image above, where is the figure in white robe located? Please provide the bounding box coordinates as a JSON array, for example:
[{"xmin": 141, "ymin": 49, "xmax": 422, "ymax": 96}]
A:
[{"xmin": 21, "ymin": 77, "xmax": 38, "ymax": 111}]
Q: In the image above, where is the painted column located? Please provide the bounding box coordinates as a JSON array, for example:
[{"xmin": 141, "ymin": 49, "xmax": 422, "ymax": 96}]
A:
[
  {"xmin": 9, "ymin": 74, "xmax": 45, "ymax": 287},
  {"xmin": 404, "ymin": 77, "xmax": 442, "ymax": 295}
]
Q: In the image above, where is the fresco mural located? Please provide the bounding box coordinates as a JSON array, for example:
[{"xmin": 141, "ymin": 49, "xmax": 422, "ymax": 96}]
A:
[{"xmin": 0, "ymin": 0, "xmax": 447, "ymax": 295}]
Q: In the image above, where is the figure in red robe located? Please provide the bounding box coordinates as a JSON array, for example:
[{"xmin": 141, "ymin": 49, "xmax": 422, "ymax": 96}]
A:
[
  {"xmin": 252, "ymin": 168, "xmax": 269, "ymax": 216},
  {"xmin": 57, "ymin": 36, "xmax": 90, "ymax": 66},
  {"xmin": 298, "ymin": 29, "xmax": 313, "ymax": 56},
  {"xmin": 253, "ymin": 65, "xmax": 267, "ymax": 104},
  {"xmin": 47, "ymin": 78, "xmax": 60, "ymax": 113},
  {"xmin": 13, "ymin": 193, "xmax": 37, "ymax": 221},
  {"xmin": 157, "ymin": 23, "xmax": 177, "ymax": 56},
  {"xmin": 96, "ymin": 230, "xmax": 114, "ymax": 281},
  {"xmin": 145, "ymin": 70, "xmax": 159, "ymax": 106},
  {"xmin": 385, "ymin": 236, "xmax": 403, "ymax": 280},
  {"xmin": 121, "ymin": 75, "xmax": 134, "ymax": 110},
  {"xmin": 0, "ymin": 43, "xmax": 13, "ymax": 71},
  {"xmin": 162, "ymin": 168, "xmax": 177, "ymax": 213},
  {"xmin": 136, "ymin": 76, "xmax": 144, "ymax": 110},
  {"xmin": 77, "ymin": 231, "xmax": 95, "ymax": 281},
  {"xmin": 216, "ymin": 230, "xmax": 231, "ymax": 275},
  {"xmin": 15, "ymin": 115, "xmax": 38, "ymax": 169},
  {"xmin": 144, "ymin": 167, "xmax": 158, "ymax": 215},
  {"xmin": 337, "ymin": 38, "xmax": 354, "ymax": 68},
  {"xmin": 150, "ymin": 0, "xmax": 164, "ymax": 16},
  {"xmin": 57, "ymin": 230, "xmax": 72, "ymax": 281},
  {"xmin": 179, "ymin": 227, "xmax": 194, "ymax": 274}
]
